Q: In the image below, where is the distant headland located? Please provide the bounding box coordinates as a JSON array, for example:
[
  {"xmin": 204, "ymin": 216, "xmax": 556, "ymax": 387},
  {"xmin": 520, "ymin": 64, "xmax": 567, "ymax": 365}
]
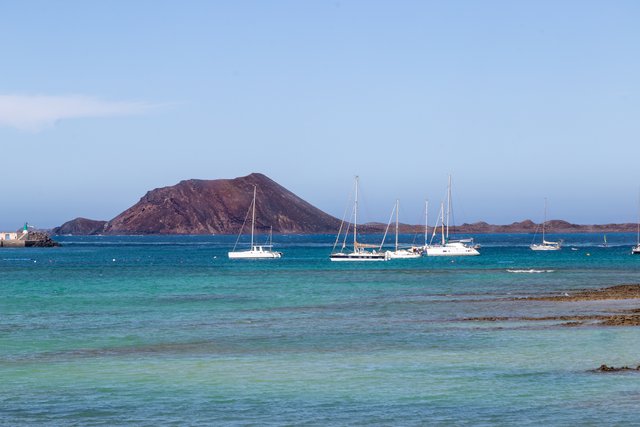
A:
[
  {"xmin": 53, "ymin": 173, "xmax": 639, "ymax": 236},
  {"xmin": 55, "ymin": 173, "xmax": 341, "ymax": 235}
]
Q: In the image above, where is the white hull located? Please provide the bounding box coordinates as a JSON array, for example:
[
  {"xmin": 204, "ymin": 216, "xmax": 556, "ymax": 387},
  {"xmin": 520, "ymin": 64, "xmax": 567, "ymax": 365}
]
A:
[
  {"xmin": 425, "ymin": 242, "xmax": 479, "ymax": 256},
  {"xmin": 386, "ymin": 249, "xmax": 422, "ymax": 259},
  {"xmin": 530, "ymin": 244, "xmax": 561, "ymax": 251},
  {"xmin": 530, "ymin": 240, "xmax": 561, "ymax": 251},
  {"xmin": 228, "ymin": 246, "xmax": 282, "ymax": 259},
  {"xmin": 632, "ymin": 244, "xmax": 640, "ymax": 255},
  {"xmin": 330, "ymin": 251, "xmax": 389, "ymax": 261}
]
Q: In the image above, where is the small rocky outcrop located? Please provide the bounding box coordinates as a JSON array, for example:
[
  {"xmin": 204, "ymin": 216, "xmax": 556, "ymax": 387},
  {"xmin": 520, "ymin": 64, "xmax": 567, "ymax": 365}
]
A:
[
  {"xmin": 53, "ymin": 218, "xmax": 107, "ymax": 235},
  {"xmin": 596, "ymin": 364, "xmax": 640, "ymax": 372},
  {"xmin": 25, "ymin": 231, "xmax": 60, "ymax": 247}
]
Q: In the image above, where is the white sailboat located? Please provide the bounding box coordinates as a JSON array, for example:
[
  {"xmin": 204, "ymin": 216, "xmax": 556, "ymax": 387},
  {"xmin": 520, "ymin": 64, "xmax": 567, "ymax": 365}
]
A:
[
  {"xmin": 530, "ymin": 198, "xmax": 561, "ymax": 251},
  {"xmin": 228, "ymin": 185, "xmax": 282, "ymax": 259},
  {"xmin": 385, "ymin": 200, "xmax": 422, "ymax": 259},
  {"xmin": 633, "ymin": 191, "xmax": 640, "ymax": 255},
  {"xmin": 330, "ymin": 176, "xmax": 389, "ymax": 261},
  {"xmin": 424, "ymin": 175, "xmax": 479, "ymax": 256}
]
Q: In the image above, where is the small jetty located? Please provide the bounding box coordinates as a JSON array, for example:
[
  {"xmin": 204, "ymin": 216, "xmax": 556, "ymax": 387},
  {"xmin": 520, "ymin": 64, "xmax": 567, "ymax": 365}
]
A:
[{"xmin": 0, "ymin": 223, "xmax": 59, "ymax": 247}]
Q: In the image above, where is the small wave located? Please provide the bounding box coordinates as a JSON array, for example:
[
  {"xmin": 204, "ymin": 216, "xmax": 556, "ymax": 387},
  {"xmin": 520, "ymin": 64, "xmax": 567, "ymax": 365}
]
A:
[{"xmin": 507, "ymin": 269, "xmax": 555, "ymax": 273}]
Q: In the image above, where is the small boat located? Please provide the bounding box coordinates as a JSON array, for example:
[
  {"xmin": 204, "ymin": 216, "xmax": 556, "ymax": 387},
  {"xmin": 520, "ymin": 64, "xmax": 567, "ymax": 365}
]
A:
[
  {"xmin": 424, "ymin": 176, "xmax": 479, "ymax": 256},
  {"xmin": 599, "ymin": 234, "xmax": 608, "ymax": 248},
  {"xmin": 330, "ymin": 177, "xmax": 389, "ymax": 261},
  {"xmin": 228, "ymin": 186, "xmax": 282, "ymax": 259},
  {"xmin": 530, "ymin": 198, "xmax": 561, "ymax": 251},
  {"xmin": 385, "ymin": 200, "xmax": 421, "ymax": 260}
]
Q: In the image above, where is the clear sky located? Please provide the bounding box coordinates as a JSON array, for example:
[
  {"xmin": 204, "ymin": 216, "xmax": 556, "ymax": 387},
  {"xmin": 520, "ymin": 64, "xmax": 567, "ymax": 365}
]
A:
[{"xmin": 1, "ymin": 0, "xmax": 639, "ymax": 230}]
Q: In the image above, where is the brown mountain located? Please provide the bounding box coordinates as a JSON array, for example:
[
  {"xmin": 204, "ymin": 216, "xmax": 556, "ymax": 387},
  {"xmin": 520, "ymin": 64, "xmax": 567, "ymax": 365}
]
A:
[
  {"xmin": 98, "ymin": 173, "xmax": 341, "ymax": 234},
  {"xmin": 54, "ymin": 218, "xmax": 108, "ymax": 235}
]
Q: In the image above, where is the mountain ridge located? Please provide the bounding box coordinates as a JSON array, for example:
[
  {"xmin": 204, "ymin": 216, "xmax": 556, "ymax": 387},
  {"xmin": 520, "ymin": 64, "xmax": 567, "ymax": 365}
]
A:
[{"xmin": 53, "ymin": 173, "xmax": 640, "ymax": 235}]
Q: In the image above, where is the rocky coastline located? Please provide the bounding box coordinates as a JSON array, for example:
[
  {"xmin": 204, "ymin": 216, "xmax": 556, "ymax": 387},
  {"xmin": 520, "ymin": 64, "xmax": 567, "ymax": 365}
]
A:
[{"xmin": 464, "ymin": 284, "xmax": 640, "ymax": 327}]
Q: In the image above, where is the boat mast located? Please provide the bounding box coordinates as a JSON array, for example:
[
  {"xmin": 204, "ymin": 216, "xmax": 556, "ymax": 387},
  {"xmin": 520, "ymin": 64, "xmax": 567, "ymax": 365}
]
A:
[
  {"xmin": 637, "ymin": 189, "xmax": 640, "ymax": 245},
  {"xmin": 424, "ymin": 199, "xmax": 428, "ymax": 246},
  {"xmin": 440, "ymin": 202, "xmax": 445, "ymax": 245},
  {"xmin": 542, "ymin": 197, "xmax": 547, "ymax": 242},
  {"xmin": 446, "ymin": 175, "xmax": 452, "ymax": 241},
  {"xmin": 395, "ymin": 199, "xmax": 399, "ymax": 252},
  {"xmin": 354, "ymin": 176, "xmax": 359, "ymax": 250},
  {"xmin": 251, "ymin": 185, "xmax": 256, "ymax": 248}
]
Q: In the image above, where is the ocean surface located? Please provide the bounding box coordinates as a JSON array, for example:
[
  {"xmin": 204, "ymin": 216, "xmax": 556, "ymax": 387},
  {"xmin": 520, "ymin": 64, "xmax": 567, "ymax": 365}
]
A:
[{"xmin": 2, "ymin": 233, "xmax": 640, "ymax": 425}]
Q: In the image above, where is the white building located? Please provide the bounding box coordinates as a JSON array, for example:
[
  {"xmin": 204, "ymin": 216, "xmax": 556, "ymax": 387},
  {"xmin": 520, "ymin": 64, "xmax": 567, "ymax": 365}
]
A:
[{"xmin": 0, "ymin": 232, "xmax": 20, "ymax": 241}]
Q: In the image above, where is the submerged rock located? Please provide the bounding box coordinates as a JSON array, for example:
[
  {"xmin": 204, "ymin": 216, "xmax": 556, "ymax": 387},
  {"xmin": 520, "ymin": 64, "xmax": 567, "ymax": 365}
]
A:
[{"xmin": 596, "ymin": 364, "xmax": 640, "ymax": 372}]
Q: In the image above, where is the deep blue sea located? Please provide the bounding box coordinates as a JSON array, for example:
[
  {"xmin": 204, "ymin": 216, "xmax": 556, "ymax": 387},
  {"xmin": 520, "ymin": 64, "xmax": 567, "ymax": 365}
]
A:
[{"xmin": 2, "ymin": 233, "xmax": 640, "ymax": 425}]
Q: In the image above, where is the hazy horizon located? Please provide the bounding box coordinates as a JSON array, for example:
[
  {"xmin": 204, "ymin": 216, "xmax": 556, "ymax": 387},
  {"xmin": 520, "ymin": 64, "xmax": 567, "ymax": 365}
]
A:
[{"xmin": 2, "ymin": 1, "xmax": 640, "ymax": 229}]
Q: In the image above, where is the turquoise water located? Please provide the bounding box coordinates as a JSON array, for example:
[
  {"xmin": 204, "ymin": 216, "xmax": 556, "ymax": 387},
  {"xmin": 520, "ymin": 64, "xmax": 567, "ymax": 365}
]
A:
[{"xmin": 2, "ymin": 233, "xmax": 640, "ymax": 425}]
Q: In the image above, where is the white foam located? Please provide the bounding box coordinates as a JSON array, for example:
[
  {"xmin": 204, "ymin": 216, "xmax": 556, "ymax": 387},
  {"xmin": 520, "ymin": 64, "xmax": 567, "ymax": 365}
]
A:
[{"xmin": 507, "ymin": 269, "xmax": 555, "ymax": 273}]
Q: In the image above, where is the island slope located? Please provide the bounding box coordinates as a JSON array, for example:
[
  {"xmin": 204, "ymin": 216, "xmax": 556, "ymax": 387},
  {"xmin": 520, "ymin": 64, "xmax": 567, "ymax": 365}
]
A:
[{"xmin": 101, "ymin": 173, "xmax": 342, "ymax": 234}]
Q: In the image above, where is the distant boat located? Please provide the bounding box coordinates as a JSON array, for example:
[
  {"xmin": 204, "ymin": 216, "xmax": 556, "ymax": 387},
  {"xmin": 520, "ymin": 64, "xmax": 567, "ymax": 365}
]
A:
[
  {"xmin": 599, "ymin": 234, "xmax": 608, "ymax": 248},
  {"xmin": 424, "ymin": 175, "xmax": 479, "ymax": 256},
  {"xmin": 530, "ymin": 198, "xmax": 562, "ymax": 251},
  {"xmin": 385, "ymin": 200, "xmax": 421, "ymax": 260},
  {"xmin": 330, "ymin": 176, "xmax": 389, "ymax": 261},
  {"xmin": 228, "ymin": 185, "xmax": 282, "ymax": 259}
]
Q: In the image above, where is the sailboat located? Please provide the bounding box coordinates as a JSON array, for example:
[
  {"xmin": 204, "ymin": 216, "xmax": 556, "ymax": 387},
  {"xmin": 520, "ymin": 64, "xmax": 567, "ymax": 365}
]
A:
[
  {"xmin": 530, "ymin": 198, "xmax": 561, "ymax": 251},
  {"xmin": 385, "ymin": 200, "xmax": 421, "ymax": 259},
  {"xmin": 633, "ymin": 191, "xmax": 640, "ymax": 255},
  {"xmin": 599, "ymin": 234, "xmax": 608, "ymax": 248},
  {"xmin": 228, "ymin": 185, "xmax": 282, "ymax": 259},
  {"xmin": 330, "ymin": 176, "xmax": 389, "ymax": 261},
  {"xmin": 424, "ymin": 175, "xmax": 479, "ymax": 256}
]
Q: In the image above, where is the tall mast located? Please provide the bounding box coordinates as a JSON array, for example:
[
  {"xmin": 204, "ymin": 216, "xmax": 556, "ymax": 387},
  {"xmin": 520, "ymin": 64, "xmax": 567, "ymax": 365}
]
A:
[
  {"xmin": 395, "ymin": 199, "xmax": 399, "ymax": 252},
  {"xmin": 542, "ymin": 197, "xmax": 547, "ymax": 242},
  {"xmin": 250, "ymin": 185, "xmax": 257, "ymax": 248},
  {"xmin": 446, "ymin": 174, "xmax": 452, "ymax": 240},
  {"xmin": 440, "ymin": 202, "xmax": 445, "ymax": 245},
  {"xmin": 354, "ymin": 176, "xmax": 359, "ymax": 249},
  {"xmin": 424, "ymin": 199, "xmax": 429, "ymax": 246},
  {"xmin": 637, "ymin": 190, "xmax": 639, "ymax": 245}
]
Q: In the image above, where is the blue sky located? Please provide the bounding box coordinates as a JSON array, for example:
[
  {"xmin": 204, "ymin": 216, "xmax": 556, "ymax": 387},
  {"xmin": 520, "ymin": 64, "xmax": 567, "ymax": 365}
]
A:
[{"xmin": 1, "ymin": 0, "xmax": 639, "ymax": 229}]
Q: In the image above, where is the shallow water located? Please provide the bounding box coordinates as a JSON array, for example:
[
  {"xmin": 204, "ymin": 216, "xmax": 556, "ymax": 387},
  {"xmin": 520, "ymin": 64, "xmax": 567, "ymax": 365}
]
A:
[{"xmin": 2, "ymin": 233, "xmax": 640, "ymax": 425}]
